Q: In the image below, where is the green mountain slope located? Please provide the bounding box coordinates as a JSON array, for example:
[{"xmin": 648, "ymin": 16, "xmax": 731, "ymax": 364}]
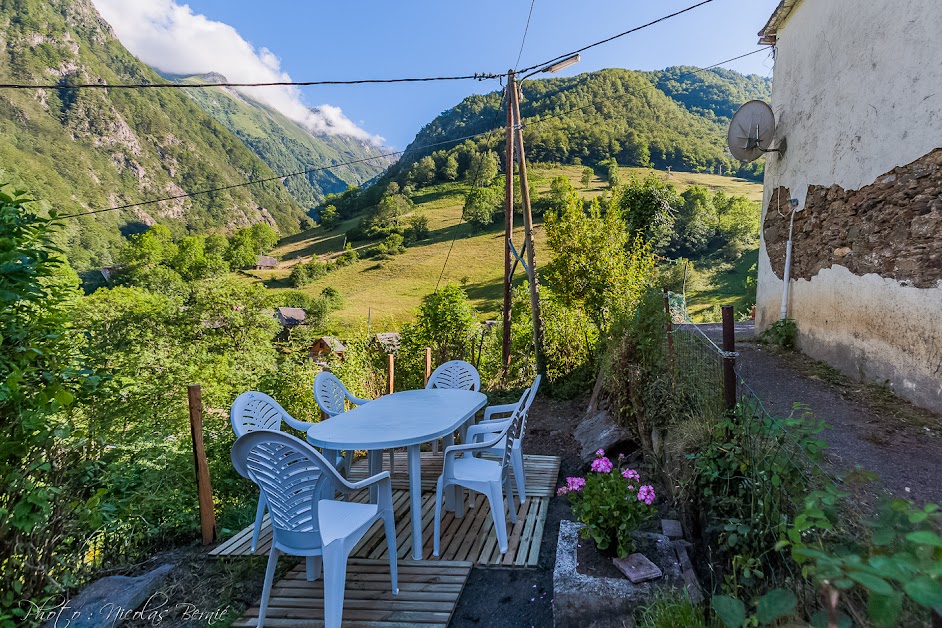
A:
[
  {"xmin": 399, "ymin": 67, "xmax": 770, "ymax": 178},
  {"xmin": 176, "ymin": 74, "xmax": 395, "ymax": 209},
  {"xmin": 0, "ymin": 0, "xmax": 308, "ymax": 270}
]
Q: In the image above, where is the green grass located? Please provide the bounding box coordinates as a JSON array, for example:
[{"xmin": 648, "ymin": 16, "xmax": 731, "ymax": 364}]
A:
[
  {"xmin": 684, "ymin": 247, "xmax": 759, "ymax": 322},
  {"xmin": 238, "ymin": 166, "xmax": 762, "ymax": 328}
]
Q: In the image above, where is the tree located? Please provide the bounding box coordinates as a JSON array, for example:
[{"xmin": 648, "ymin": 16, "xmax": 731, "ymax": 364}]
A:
[
  {"xmin": 466, "ymin": 150, "xmax": 499, "ymax": 186},
  {"xmin": 612, "ymin": 174, "xmax": 679, "ymax": 250},
  {"xmin": 462, "ymin": 186, "xmax": 499, "ymax": 228},
  {"xmin": 673, "ymin": 186, "xmax": 719, "ymax": 254},
  {"xmin": 412, "ymin": 156, "xmax": 437, "ymax": 185},
  {"xmin": 400, "ymin": 284, "xmax": 478, "ymax": 366},
  {"xmin": 547, "ymin": 176, "xmax": 577, "ymax": 215},
  {"xmin": 408, "ymin": 213, "xmax": 430, "ymax": 240},
  {"xmin": 120, "ymin": 224, "xmax": 177, "ymax": 270},
  {"xmin": 249, "ymin": 222, "xmax": 279, "ymax": 252},
  {"xmin": 606, "ymin": 158, "xmax": 620, "ymax": 189},
  {"xmin": 442, "ymin": 154, "xmax": 459, "ymax": 181},
  {"xmin": 581, "ymin": 167, "xmax": 593, "ymax": 189},
  {"xmin": 319, "ymin": 204, "xmax": 339, "ymax": 230}
]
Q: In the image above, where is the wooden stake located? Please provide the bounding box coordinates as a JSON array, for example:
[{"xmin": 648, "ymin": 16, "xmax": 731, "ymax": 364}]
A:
[
  {"xmin": 424, "ymin": 347, "xmax": 432, "ymax": 387},
  {"xmin": 502, "ymin": 72, "xmax": 515, "ymax": 370},
  {"xmin": 187, "ymin": 385, "xmax": 216, "ymax": 545},
  {"xmin": 387, "ymin": 354, "xmax": 395, "ymax": 395},
  {"xmin": 510, "ymin": 75, "xmax": 546, "ymax": 375}
]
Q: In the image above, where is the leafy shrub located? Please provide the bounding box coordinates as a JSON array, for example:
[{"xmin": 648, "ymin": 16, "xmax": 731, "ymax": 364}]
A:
[
  {"xmin": 762, "ymin": 318, "xmax": 797, "ymax": 350},
  {"xmin": 288, "ymin": 258, "xmax": 331, "ymax": 287},
  {"xmin": 407, "ymin": 213, "xmax": 430, "ymax": 240},
  {"xmin": 334, "ymin": 244, "xmax": 358, "ymax": 267},
  {"xmin": 561, "ymin": 449, "xmax": 656, "ymax": 557}
]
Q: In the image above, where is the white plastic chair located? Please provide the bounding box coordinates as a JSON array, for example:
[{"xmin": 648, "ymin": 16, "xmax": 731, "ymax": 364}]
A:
[
  {"xmin": 231, "ymin": 430, "xmax": 398, "ymax": 628},
  {"xmin": 425, "ymin": 360, "xmax": 481, "ymax": 454},
  {"xmin": 230, "ymin": 391, "xmax": 317, "ymax": 553},
  {"xmin": 466, "ymin": 375, "xmax": 541, "ymax": 506},
  {"xmin": 432, "ymin": 389, "xmax": 527, "ymax": 556},
  {"xmin": 314, "ymin": 371, "xmax": 395, "ymax": 475}
]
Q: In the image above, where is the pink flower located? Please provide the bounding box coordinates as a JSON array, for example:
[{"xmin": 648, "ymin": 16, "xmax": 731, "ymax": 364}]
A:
[
  {"xmin": 637, "ymin": 485, "xmax": 656, "ymax": 505},
  {"xmin": 622, "ymin": 469, "xmax": 640, "ymax": 481},
  {"xmin": 596, "ymin": 448, "xmax": 605, "ymax": 457},
  {"xmin": 556, "ymin": 486, "xmax": 568, "ymax": 496},
  {"xmin": 617, "ymin": 453, "xmax": 625, "ymax": 460},
  {"xmin": 566, "ymin": 477, "xmax": 586, "ymax": 491},
  {"xmin": 590, "ymin": 457, "xmax": 613, "ymax": 473}
]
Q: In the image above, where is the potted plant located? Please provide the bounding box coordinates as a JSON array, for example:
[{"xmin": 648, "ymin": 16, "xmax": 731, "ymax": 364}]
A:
[{"xmin": 558, "ymin": 449, "xmax": 656, "ymax": 558}]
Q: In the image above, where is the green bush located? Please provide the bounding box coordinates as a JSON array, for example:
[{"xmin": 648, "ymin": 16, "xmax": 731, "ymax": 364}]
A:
[{"xmin": 762, "ymin": 318, "xmax": 797, "ymax": 350}]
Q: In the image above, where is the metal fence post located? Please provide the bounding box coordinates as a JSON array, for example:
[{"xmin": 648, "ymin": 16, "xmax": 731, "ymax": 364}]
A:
[
  {"xmin": 187, "ymin": 384, "xmax": 216, "ymax": 544},
  {"xmin": 721, "ymin": 306, "xmax": 737, "ymax": 412},
  {"xmin": 663, "ymin": 289, "xmax": 675, "ymax": 376}
]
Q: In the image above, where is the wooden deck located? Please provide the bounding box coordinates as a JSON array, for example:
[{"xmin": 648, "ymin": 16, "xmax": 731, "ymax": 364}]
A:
[
  {"xmin": 211, "ymin": 453, "xmax": 558, "ymax": 566},
  {"xmin": 230, "ymin": 559, "xmax": 472, "ymax": 627}
]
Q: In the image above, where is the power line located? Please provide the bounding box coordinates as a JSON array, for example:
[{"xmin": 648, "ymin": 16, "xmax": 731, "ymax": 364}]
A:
[
  {"xmin": 519, "ymin": 0, "xmax": 716, "ymax": 74},
  {"xmin": 0, "ymin": 73, "xmax": 501, "ymax": 91},
  {"xmin": 514, "ymin": 0, "xmax": 538, "ymax": 72},
  {"xmin": 57, "ymin": 129, "xmax": 504, "ymax": 220}
]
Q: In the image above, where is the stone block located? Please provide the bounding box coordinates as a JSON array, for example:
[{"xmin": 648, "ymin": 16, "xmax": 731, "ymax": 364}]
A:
[
  {"xmin": 613, "ymin": 553, "xmax": 662, "ymax": 583},
  {"xmin": 660, "ymin": 518, "xmax": 684, "ymax": 540},
  {"xmin": 574, "ymin": 410, "xmax": 633, "ymax": 464},
  {"xmin": 553, "ymin": 521, "xmax": 682, "ymax": 628},
  {"xmin": 44, "ymin": 563, "xmax": 175, "ymax": 628}
]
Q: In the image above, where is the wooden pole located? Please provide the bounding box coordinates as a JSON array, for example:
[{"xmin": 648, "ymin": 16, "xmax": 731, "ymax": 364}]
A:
[
  {"xmin": 387, "ymin": 354, "xmax": 395, "ymax": 395},
  {"xmin": 721, "ymin": 306, "xmax": 737, "ymax": 412},
  {"xmin": 187, "ymin": 385, "xmax": 216, "ymax": 545},
  {"xmin": 510, "ymin": 75, "xmax": 546, "ymax": 375},
  {"xmin": 502, "ymin": 72, "xmax": 515, "ymax": 370},
  {"xmin": 424, "ymin": 347, "xmax": 432, "ymax": 387}
]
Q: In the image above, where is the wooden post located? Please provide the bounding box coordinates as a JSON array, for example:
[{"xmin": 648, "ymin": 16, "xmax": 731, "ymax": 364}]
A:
[
  {"xmin": 663, "ymin": 289, "xmax": 675, "ymax": 375},
  {"xmin": 721, "ymin": 306, "xmax": 737, "ymax": 412},
  {"xmin": 424, "ymin": 347, "xmax": 432, "ymax": 387},
  {"xmin": 502, "ymin": 72, "xmax": 515, "ymax": 370},
  {"xmin": 510, "ymin": 75, "xmax": 546, "ymax": 375},
  {"xmin": 387, "ymin": 354, "xmax": 395, "ymax": 395},
  {"xmin": 187, "ymin": 385, "xmax": 216, "ymax": 545}
]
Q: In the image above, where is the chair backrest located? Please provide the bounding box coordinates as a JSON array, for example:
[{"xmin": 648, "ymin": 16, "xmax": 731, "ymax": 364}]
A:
[
  {"xmin": 232, "ymin": 431, "xmax": 339, "ymax": 552},
  {"xmin": 314, "ymin": 371, "xmax": 349, "ymax": 417},
  {"xmin": 426, "ymin": 360, "xmax": 481, "ymax": 392},
  {"xmin": 230, "ymin": 391, "xmax": 289, "ymax": 437},
  {"xmin": 498, "ymin": 390, "xmax": 529, "ymax": 480},
  {"xmin": 517, "ymin": 375, "xmax": 541, "ymax": 442}
]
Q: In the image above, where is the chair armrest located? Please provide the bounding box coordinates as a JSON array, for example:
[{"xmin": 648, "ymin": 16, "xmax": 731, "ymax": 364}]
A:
[
  {"xmin": 282, "ymin": 413, "xmax": 318, "ymax": 433},
  {"xmin": 347, "ymin": 393, "xmax": 372, "ymax": 407},
  {"xmin": 336, "ymin": 470, "xmax": 391, "ymax": 492},
  {"xmin": 483, "ymin": 403, "xmax": 517, "ymax": 421},
  {"xmin": 467, "ymin": 419, "xmax": 511, "ymax": 443},
  {"xmin": 442, "ymin": 432, "xmax": 505, "ymax": 477}
]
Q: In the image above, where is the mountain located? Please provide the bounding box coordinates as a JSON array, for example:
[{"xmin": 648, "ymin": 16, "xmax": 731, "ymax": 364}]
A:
[
  {"xmin": 174, "ymin": 73, "xmax": 395, "ymax": 209},
  {"xmin": 397, "ymin": 67, "xmax": 771, "ymax": 178},
  {"xmin": 0, "ymin": 0, "xmax": 309, "ymax": 270}
]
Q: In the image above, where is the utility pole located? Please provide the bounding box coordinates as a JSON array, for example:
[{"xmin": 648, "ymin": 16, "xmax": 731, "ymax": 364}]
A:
[
  {"xmin": 502, "ymin": 73, "xmax": 515, "ymax": 369},
  {"xmin": 509, "ymin": 72, "xmax": 546, "ymax": 375}
]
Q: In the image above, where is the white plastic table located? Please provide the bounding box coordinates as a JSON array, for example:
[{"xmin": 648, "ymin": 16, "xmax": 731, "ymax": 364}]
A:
[{"xmin": 306, "ymin": 388, "xmax": 487, "ymax": 560}]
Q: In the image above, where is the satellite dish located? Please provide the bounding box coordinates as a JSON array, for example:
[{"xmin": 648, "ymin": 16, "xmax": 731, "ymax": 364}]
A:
[{"xmin": 728, "ymin": 100, "xmax": 783, "ymax": 162}]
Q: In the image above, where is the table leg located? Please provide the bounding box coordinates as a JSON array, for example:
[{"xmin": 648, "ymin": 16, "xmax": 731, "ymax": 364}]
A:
[
  {"xmin": 408, "ymin": 444, "xmax": 422, "ymax": 560},
  {"xmin": 322, "ymin": 448, "xmax": 338, "ymax": 499},
  {"xmin": 368, "ymin": 450, "xmax": 382, "ymax": 503}
]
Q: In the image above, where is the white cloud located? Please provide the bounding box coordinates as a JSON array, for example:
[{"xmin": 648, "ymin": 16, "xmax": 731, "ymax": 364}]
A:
[{"xmin": 91, "ymin": 0, "xmax": 382, "ymax": 143}]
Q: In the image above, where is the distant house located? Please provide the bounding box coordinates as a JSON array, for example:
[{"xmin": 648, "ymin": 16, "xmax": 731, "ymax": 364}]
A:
[
  {"xmin": 755, "ymin": 0, "xmax": 942, "ymax": 412},
  {"xmin": 310, "ymin": 336, "xmax": 346, "ymax": 361},
  {"xmin": 274, "ymin": 307, "xmax": 306, "ymax": 327},
  {"xmin": 256, "ymin": 255, "xmax": 277, "ymax": 270},
  {"xmin": 374, "ymin": 332, "xmax": 401, "ymax": 355}
]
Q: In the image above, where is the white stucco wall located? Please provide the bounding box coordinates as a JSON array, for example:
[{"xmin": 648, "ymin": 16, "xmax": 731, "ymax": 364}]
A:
[{"xmin": 757, "ymin": 0, "xmax": 942, "ymax": 411}]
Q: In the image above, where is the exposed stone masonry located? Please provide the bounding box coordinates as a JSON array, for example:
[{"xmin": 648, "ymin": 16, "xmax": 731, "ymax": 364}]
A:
[{"xmin": 764, "ymin": 148, "xmax": 942, "ymax": 288}]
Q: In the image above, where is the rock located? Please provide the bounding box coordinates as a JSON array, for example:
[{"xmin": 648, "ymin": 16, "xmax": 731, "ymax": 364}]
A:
[
  {"xmin": 673, "ymin": 540, "xmax": 705, "ymax": 604},
  {"xmin": 574, "ymin": 410, "xmax": 633, "ymax": 464},
  {"xmin": 613, "ymin": 553, "xmax": 662, "ymax": 583},
  {"xmin": 661, "ymin": 519, "xmax": 684, "ymax": 540},
  {"xmin": 44, "ymin": 564, "xmax": 175, "ymax": 628},
  {"xmin": 833, "ymin": 246, "xmax": 852, "ymax": 258},
  {"xmin": 554, "ymin": 521, "xmax": 683, "ymax": 628}
]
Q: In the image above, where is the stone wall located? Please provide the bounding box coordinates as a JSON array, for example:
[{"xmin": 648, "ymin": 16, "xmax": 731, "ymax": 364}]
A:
[{"xmin": 764, "ymin": 149, "xmax": 942, "ymax": 289}]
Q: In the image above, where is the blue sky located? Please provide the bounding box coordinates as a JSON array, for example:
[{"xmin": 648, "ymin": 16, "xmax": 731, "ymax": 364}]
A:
[{"xmin": 106, "ymin": 0, "xmax": 780, "ymax": 148}]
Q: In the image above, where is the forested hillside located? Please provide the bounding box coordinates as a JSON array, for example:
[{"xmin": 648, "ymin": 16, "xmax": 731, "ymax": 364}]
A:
[
  {"xmin": 0, "ymin": 0, "xmax": 309, "ymax": 269},
  {"xmin": 397, "ymin": 67, "xmax": 769, "ymax": 180},
  {"xmin": 176, "ymin": 73, "xmax": 395, "ymax": 209}
]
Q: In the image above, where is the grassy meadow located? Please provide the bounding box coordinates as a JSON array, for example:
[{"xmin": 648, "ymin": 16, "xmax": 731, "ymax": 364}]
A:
[{"xmin": 240, "ymin": 166, "xmax": 763, "ymax": 327}]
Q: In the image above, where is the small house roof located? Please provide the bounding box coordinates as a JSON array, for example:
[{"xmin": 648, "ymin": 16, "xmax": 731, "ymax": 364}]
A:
[
  {"xmin": 316, "ymin": 336, "xmax": 346, "ymax": 353},
  {"xmin": 374, "ymin": 332, "xmax": 401, "ymax": 354},
  {"xmin": 257, "ymin": 255, "xmax": 277, "ymax": 267},
  {"xmin": 758, "ymin": 0, "xmax": 802, "ymax": 45},
  {"xmin": 275, "ymin": 306, "xmax": 306, "ymax": 325}
]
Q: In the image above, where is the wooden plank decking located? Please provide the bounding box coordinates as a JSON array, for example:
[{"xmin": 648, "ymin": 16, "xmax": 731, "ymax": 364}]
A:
[
  {"xmin": 212, "ymin": 452, "xmax": 559, "ymax": 565},
  {"xmin": 230, "ymin": 559, "xmax": 472, "ymax": 627}
]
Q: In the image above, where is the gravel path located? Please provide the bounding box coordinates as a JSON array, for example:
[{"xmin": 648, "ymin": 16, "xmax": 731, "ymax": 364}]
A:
[{"xmin": 692, "ymin": 323, "xmax": 942, "ymax": 506}]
